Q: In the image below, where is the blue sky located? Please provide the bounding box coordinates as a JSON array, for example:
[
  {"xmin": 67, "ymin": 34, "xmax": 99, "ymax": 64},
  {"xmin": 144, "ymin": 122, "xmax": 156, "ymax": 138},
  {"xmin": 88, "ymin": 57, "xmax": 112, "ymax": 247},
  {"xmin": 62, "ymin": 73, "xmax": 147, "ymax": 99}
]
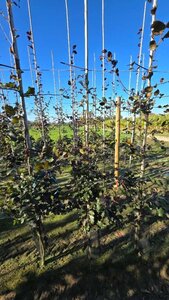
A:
[{"xmin": 0, "ymin": 0, "xmax": 169, "ymax": 120}]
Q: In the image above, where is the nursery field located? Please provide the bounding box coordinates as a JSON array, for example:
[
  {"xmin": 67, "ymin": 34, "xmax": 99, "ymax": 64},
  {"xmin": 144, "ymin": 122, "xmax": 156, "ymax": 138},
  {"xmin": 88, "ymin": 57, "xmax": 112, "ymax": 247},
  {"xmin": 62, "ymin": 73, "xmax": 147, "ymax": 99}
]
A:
[{"xmin": 1, "ymin": 0, "xmax": 169, "ymax": 299}]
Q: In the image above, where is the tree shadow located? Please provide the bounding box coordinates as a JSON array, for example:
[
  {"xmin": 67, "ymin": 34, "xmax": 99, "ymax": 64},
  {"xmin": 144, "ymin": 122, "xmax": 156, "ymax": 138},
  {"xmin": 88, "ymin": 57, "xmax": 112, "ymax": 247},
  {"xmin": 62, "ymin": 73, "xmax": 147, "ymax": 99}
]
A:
[
  {"xmin": 44, "ymin": 211, "xmax": 79, "ymax": 234},
  {"xmin": 0, "ymin": 229, "xmax": 32, "ymax": 264},
  {"xmin": 13, "ymin": 221, "xmax": 169, "ymax": 300}
]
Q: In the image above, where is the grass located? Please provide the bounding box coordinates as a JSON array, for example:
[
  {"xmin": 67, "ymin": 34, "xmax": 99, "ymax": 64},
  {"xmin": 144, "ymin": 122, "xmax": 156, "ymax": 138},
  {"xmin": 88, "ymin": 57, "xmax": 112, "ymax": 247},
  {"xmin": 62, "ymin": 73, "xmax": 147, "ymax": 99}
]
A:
[
  {"xmin": 29, "ymin": 124, "xmax": 73, "ymax": 141},
  {"xmin": 1, "ymin": 207, "xmax": 169, "ymax": 299},
  {"xmin": 29, "ymin": 124, "xmax": 131, "ymax": 145}
]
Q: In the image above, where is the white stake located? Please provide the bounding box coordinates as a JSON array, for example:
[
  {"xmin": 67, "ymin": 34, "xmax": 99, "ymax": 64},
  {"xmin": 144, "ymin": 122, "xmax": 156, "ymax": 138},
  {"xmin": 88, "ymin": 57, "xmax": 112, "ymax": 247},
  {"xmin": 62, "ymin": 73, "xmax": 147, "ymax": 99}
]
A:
[
  {"xmin": 102, "ymin": 0, "xmax": 105, "ymax": 143},
  {"xmin": 141, "ymin": 0, "xmax": 157, "ymax": 176},
  {"xmin": 65, "ymin": 0, "xmax": 77, "ymax": 145},
  {"xmin": 84, "ymin": 0, "xmax": 89, "ymax": 146}
]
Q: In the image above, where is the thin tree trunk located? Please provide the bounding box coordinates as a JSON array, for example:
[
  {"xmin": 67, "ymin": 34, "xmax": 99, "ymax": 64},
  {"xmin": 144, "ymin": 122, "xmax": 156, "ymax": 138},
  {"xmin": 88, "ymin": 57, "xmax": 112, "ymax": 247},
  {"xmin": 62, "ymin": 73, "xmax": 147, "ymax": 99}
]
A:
[
  {"xmin": 114, "ymin": 97, "xmax": 121, "ymax": 188},
  {"xmin": 102, "ymin": 0, "xmax": 105, "ymax": 145},
  {"xmin": 27, "ymin": 46, "xmax": 34, "ymax": 87},
  {"xmin": 141, "ymin": 0, "xmax": 157, "ymax": 177},
  {"xmin": 93, "ymin": 53, "xmax": 97, "ymax": 132},
  {"xmin": 130, "ymin": 1, "xmax": 147, "ymax": 166},
  {"xmin": 51, "ymin": 51, "xmax": 61, "ymax": 140},
  {"xmin": 58, "ymin": 70, "xmax": 63, "ymax": 138},
  {"xmin": 6, "ymin": 0, "xmax": 31, "ymax": 174}
]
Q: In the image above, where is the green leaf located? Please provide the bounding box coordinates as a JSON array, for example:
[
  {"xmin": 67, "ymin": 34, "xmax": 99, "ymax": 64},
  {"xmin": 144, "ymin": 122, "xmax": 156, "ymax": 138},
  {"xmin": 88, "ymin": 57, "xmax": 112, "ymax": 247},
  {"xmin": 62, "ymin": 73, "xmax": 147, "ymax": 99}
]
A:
[
  {"xmin": 24, "ymin": 86, "xmax": 35, "ymax": 97},
  {"xmin": 4, "ymin": 104, "xmax": 16, "ymax": 117},
  {"xmin": 156, "ymin": 207, "xmax": 165, "ymax": 217}
]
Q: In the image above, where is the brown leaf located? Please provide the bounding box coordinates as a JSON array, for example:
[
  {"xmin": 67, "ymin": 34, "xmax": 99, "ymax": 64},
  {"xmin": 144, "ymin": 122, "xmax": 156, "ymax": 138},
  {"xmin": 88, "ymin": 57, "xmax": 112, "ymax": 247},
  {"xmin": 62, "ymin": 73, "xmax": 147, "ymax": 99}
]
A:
[
  {"xmin": 154, "ymin": 89, "xmax": 160, "ymax": 96},
  {"xmin": 151, "ymin": 6, "xmax": 157, "ymax": 15},
  {"xmin": 151, "ymin": 20, "xmax": 166, "ymax": 35}
]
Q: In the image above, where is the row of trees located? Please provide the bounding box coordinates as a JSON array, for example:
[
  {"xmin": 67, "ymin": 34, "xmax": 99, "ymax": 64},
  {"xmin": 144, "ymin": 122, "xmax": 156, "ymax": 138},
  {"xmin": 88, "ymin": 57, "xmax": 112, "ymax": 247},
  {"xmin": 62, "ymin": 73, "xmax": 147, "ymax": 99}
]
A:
[{"xmin": 0, "ymin": 0, "xmax": 169, "ymax": 266}]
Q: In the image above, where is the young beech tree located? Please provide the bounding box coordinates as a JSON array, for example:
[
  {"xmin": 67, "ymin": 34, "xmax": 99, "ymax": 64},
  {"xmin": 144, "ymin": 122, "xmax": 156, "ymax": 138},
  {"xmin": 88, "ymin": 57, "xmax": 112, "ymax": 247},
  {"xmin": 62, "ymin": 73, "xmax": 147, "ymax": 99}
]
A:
[{"xmin": 0, "ymin": 103, "xmax": 64, "ymax": 266}]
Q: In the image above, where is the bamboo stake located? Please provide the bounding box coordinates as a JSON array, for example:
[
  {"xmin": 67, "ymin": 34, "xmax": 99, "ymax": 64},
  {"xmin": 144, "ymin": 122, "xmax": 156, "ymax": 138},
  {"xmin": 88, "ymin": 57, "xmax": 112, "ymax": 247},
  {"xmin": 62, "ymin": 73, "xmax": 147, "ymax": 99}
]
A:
[
  {"xmin": 141, "ymin": 0, "xmax": 157, "ymax": 177},
  {"xmin": 84, "ymin": 0, "xmax": 89, "ymax": 146},
  {"xmin": 6, "ymin": 0, "xmax": 31, "ymax": 174},
  {"xmin": 114, "ymin": 96, "xmax": 121, "ymax": 188}
]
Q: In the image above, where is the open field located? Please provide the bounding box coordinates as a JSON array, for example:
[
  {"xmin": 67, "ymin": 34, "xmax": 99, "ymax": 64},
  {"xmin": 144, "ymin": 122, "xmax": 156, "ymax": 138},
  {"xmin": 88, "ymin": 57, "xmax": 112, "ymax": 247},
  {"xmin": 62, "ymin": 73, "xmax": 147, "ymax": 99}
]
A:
[{"xmin": 1, "ymin": 0, "xmax": 169, "ymax": 298}]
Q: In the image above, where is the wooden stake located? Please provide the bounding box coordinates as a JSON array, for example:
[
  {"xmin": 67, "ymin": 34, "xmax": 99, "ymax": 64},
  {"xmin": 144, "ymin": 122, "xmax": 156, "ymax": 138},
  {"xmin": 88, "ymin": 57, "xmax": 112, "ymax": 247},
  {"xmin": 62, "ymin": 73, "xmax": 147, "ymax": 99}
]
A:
[{"xmin": 114, "ymin": 96, "xmax": 121, "ymax": 187}]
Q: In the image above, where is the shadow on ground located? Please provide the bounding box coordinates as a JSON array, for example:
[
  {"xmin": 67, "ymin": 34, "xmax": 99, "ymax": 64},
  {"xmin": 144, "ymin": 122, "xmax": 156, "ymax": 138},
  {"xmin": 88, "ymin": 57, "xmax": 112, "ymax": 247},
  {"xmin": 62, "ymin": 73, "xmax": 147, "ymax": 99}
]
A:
[{"xmin": 7, "ymin": 227, "xmax": 169, "ymax": 298}]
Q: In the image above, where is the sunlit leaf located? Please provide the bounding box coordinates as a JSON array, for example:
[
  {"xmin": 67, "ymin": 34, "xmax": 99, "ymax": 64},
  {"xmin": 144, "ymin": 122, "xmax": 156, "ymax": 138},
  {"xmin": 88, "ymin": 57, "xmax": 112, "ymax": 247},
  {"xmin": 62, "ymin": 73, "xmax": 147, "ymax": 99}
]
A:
[
  {"xmin": 107, "ymin": 51, "xmax": 112, "ymax": 61},
  {"xmin": 12, "ymin": 116, "xmax": 20, "ymax": 124},
  {"xmin": 79, "ymin": 148, "xmax": 85, "ymax": 155},
  {"xmin": 25, "ymin": 86, "xmax": 35, "ymax": 97},
  {"xmin": 144, "ymin": 86, "xmax": 153, "ymax": 93},
  {"xmin": 149, "ymin": 40, "xmax": 157, "ymax": 51}
]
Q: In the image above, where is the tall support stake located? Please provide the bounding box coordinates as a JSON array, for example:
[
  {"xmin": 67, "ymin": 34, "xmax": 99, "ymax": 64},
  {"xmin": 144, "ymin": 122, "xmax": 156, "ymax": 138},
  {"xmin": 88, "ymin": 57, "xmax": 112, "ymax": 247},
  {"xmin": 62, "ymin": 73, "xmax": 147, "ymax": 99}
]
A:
[
  {"xmin": 114, "ymin": 97, "xmax": 121, "ymax": 188},
  {"xmin": 6, "ymin": 0, "xmax": 31, "ymax": 174},
  {"xmin": 102, "ymin": 0, "xmax": 105, "ymax": 143},
  {"xmin": 58, "ymin": 70, "xmax": 63, "ymax": 138},
  {"xmin": 27, "ymin": 46, "xmax": 34, "ymax": 87},
  {"xmin": 130, "ymin": 0, "xmax": 147, "ymax": 160},
  {"xmin": 136, "ymin": 1, "xmax": 147, "ymax": 94},
  {"xmin": 141, "ymin": 0, "xmax": 157, "ymax": 177},
  {"xmin": 65, "ymin": 0, "xmax": 77, "ymax": 146},
  {"xmin": 84, "ymin": 0, "xmax": 89, "ymax": 146},
  {"xmin": 51, "ymin": 50, "xmax": 60, "ymax": 139},
  {"xmin": 111, "ymin": 53, "xmax": 116, "ymax": 118},
  {"xmin": 93, "ymin": 52, "xmax": 97, "ymax": 132},
  {"xmin": 27, "ymin": 0, "xmax": 47, "ymax": 149}
]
